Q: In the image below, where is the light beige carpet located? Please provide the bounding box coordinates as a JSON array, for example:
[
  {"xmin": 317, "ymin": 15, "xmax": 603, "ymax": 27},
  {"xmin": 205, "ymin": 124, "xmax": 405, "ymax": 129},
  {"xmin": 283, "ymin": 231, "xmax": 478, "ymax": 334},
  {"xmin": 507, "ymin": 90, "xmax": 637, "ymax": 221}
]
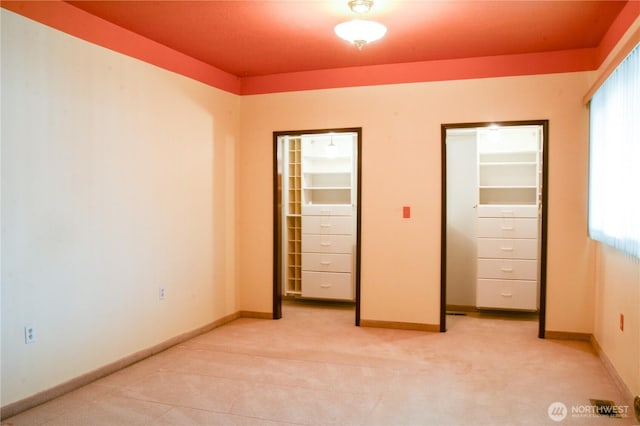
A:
[{"xmin": 3, "ymin": 301, "xmax": 636, "ymax": 425}]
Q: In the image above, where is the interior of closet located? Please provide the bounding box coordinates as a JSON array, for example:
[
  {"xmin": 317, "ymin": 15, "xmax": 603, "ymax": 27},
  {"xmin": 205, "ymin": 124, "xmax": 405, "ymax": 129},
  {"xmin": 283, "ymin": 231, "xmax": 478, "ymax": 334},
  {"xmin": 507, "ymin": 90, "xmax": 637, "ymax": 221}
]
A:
[
  {"xmin": 276, "ymin": 131, "xmax": 359, "ymax": 315},
  {"xmin": 445, "ymin": 124, "xmax": 543, "ymax": 319}
]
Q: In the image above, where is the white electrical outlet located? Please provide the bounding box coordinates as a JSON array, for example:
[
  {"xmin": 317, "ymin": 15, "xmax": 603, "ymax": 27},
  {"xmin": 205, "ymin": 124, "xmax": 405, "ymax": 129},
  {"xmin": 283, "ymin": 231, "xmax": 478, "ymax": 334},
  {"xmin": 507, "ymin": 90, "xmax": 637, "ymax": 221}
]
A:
[
  {"xmin": 24, "ymin": 325, "xmax": 36, "ymax": 344},
  {"xmin": 159, "ymin": 287, "xmax": 166, "ymax": 300}
]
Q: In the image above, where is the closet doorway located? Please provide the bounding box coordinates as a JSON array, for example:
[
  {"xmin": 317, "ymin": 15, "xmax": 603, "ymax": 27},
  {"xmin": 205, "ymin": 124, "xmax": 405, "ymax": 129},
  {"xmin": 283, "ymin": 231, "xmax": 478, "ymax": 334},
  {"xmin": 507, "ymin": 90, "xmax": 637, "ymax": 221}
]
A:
[
  {"xmin": 440, "ymin": 121, "xmax": 549, "ymax": 338},
  {"xmin": 273, "ymin": 128, "xmax": 362, "ymax": 324}
]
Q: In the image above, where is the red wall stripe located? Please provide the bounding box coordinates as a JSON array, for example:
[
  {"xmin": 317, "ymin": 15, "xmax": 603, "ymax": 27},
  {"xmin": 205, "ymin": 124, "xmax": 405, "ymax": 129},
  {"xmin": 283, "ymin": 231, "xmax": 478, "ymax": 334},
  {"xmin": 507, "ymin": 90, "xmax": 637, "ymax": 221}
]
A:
[
  {"xmin": 3, "ymin": 0, "xmax": 637, "ymax": 96},
  {"xmin": 240, "ymin": 49, "xmax": 597, "ymax": 95}
]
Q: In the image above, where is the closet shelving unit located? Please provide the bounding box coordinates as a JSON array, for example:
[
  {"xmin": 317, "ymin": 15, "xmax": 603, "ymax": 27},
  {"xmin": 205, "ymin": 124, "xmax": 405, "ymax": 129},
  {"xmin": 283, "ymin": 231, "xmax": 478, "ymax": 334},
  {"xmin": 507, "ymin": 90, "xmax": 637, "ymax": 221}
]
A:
[
  {"xmin": 475, "ymin": 126, "xmax": 541, "ymax": 311},
  {"xmin": 282, "ymin": 133, "xmax": 357, "ymax": 301}
]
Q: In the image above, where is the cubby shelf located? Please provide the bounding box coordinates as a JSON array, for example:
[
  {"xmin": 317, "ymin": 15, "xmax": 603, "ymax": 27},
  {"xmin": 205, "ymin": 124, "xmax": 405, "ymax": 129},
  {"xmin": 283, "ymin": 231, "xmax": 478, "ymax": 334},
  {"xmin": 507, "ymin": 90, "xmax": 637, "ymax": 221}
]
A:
[{"xmin": 285, "ymin": 137, "xmax": 302, "ymax": 296}]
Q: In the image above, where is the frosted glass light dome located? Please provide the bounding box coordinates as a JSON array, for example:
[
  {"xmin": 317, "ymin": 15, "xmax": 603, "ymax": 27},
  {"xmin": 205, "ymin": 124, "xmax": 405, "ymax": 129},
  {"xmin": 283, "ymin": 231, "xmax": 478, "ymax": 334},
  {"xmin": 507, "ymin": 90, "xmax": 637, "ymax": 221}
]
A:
[{"xmin": 334, "ymin": 19, "xmax": 387, "ymax": 49}]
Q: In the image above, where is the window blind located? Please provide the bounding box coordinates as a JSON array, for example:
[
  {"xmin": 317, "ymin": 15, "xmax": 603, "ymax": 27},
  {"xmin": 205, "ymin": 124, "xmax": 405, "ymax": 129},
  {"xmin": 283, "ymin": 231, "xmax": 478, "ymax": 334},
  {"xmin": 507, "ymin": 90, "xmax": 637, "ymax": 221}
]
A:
[{"xmin": 589, "ymin": 42, "xmax": 640, "ymax": 258}]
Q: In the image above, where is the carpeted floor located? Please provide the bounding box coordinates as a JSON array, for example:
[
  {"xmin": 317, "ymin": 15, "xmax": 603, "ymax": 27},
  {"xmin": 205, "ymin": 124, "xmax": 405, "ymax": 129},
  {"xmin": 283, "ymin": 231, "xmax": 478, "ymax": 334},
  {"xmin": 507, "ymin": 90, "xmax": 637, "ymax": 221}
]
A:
[{"xmin": 3, "ymin": 301, "xmax": 636, "ymax": 425}]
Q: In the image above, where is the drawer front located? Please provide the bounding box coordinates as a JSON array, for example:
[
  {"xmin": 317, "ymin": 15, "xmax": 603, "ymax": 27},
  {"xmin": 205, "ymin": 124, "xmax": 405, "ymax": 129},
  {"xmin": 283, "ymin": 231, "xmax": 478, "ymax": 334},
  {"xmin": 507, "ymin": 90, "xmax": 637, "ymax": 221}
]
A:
[
  {"xmin": 477, "ymin": 205, "xmax": 538, "ymax": 218},
  {"xmin": 476, "ymin": 279, "xmax": 538, "ymax": 311},
  {"xmin": 477, "ymin": 258, "xmax": 538, "ymax": 280},
  {"xmin": 302, "ymin": 216, "xmax": 353, "ymax": 235},
  {"xmin": 301, "ymin": 204, "xmax": 353, "ymax": 216},
  {"xmin": 477, "ymin": 217, "xmax": 538, "ymax": 238},
  {"xmin": 302, "ymin": 234, "xmax": 353, "ymax": 254},
  {"xmin": 302, "ymin": 271, "xmax": 353, "ymax": 300},
  {"xmin": 302, "ymin": 253, "xmax": 352, "ymax": 273},
  {"xmin": 477, "ymin": 238, "xmax": 538, "ymax": 260}
]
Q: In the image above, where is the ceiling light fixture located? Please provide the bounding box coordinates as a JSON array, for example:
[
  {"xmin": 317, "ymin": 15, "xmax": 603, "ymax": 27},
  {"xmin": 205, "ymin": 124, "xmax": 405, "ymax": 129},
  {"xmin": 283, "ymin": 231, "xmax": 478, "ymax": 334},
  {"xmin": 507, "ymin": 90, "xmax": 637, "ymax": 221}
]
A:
[
  {"xmin": 326, "ymin": 134, "xmax": 338, "ymax": 158},
  {"xmin": 348, "ymin": 0, "xmax": 373, "ymax": 14},
  {"xmin": 334, "ymin": 0, "xmax": 387, "ymax": 50},
  {"xmin": 487, "ymin": 125, "xmax": 502, "ymax": 143}
]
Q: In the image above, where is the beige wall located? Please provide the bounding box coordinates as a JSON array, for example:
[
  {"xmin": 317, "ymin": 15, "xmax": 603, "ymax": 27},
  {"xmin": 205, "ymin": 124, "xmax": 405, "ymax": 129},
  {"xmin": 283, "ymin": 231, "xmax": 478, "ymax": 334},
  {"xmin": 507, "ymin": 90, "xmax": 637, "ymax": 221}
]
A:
[
  {"xmin": 239, "ymin": 72, "xmax": 596, "ymax": 329},
  {"xmin": 1, "ymin": 10, "xmax": 241, "ymax": 405},
  {"xmin": 593, "ymin": 246, "xmax": 640, "ymax": 397}
]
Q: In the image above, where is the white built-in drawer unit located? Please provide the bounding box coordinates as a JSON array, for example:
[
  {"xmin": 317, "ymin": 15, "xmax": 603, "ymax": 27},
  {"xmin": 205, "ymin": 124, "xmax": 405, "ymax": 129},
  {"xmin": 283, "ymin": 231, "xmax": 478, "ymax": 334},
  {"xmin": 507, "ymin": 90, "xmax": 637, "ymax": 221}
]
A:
[
  {"xmin": 302, "ymin": 234, "xmax": 353, "ymax": 254},
  {"xmin": 476, "ymin": 204, "xmax": 539, "ymax": 311},
  {"xmin": 476, "ymin": 279, "xmax": 538, "ymax": 311},
  {"xmin": 477, "ymin": 217, "xmax": 538, "ymax": 239},
  {"xmin": 477, "ymin": 238, "xmax": 538, "ymax": 259},
  {"xmin": 301, "ymin": 204, "xmax": 354, "ymax": 301},
  {"xmin": 302, "ymin": 253, "xmax": 352, "ymax": 273},
  {"xmin": 477, "ymin": 259, "xmax": 537, "ymax": 280},
  {"xmin": 477, "ymin": 204, "xmax": 537, "ymax": 218},
  {"xmin": 302, "ymin": 204, "xmax": 353, "ymax": 216},
  {"xmin": 302, "ymin": 215, "xmax": 353, "ymax": 235},
  {"xmin": 301, "ymin": 271, "xmax": 353, "ymax": 300}
]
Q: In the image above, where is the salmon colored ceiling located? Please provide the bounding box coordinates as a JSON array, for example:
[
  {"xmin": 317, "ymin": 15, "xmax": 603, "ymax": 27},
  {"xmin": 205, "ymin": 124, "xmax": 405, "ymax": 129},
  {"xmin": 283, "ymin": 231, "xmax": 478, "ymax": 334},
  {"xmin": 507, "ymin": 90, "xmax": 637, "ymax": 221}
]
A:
[{"xmin": 2, "ymin": 1, "xmax": 639, "ymax": 94}]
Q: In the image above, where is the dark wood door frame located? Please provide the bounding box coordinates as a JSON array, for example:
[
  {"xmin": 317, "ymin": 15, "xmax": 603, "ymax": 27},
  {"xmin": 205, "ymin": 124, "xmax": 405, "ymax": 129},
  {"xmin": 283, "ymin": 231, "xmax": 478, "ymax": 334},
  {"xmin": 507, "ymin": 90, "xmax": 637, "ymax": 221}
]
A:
[
  {"xmin": 272, "ymin": 127, "xmax": 363, "ymax": 325},
  {"xmin": 440, "ymin": 120, "xmax": 549, "ymax": 338}
]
